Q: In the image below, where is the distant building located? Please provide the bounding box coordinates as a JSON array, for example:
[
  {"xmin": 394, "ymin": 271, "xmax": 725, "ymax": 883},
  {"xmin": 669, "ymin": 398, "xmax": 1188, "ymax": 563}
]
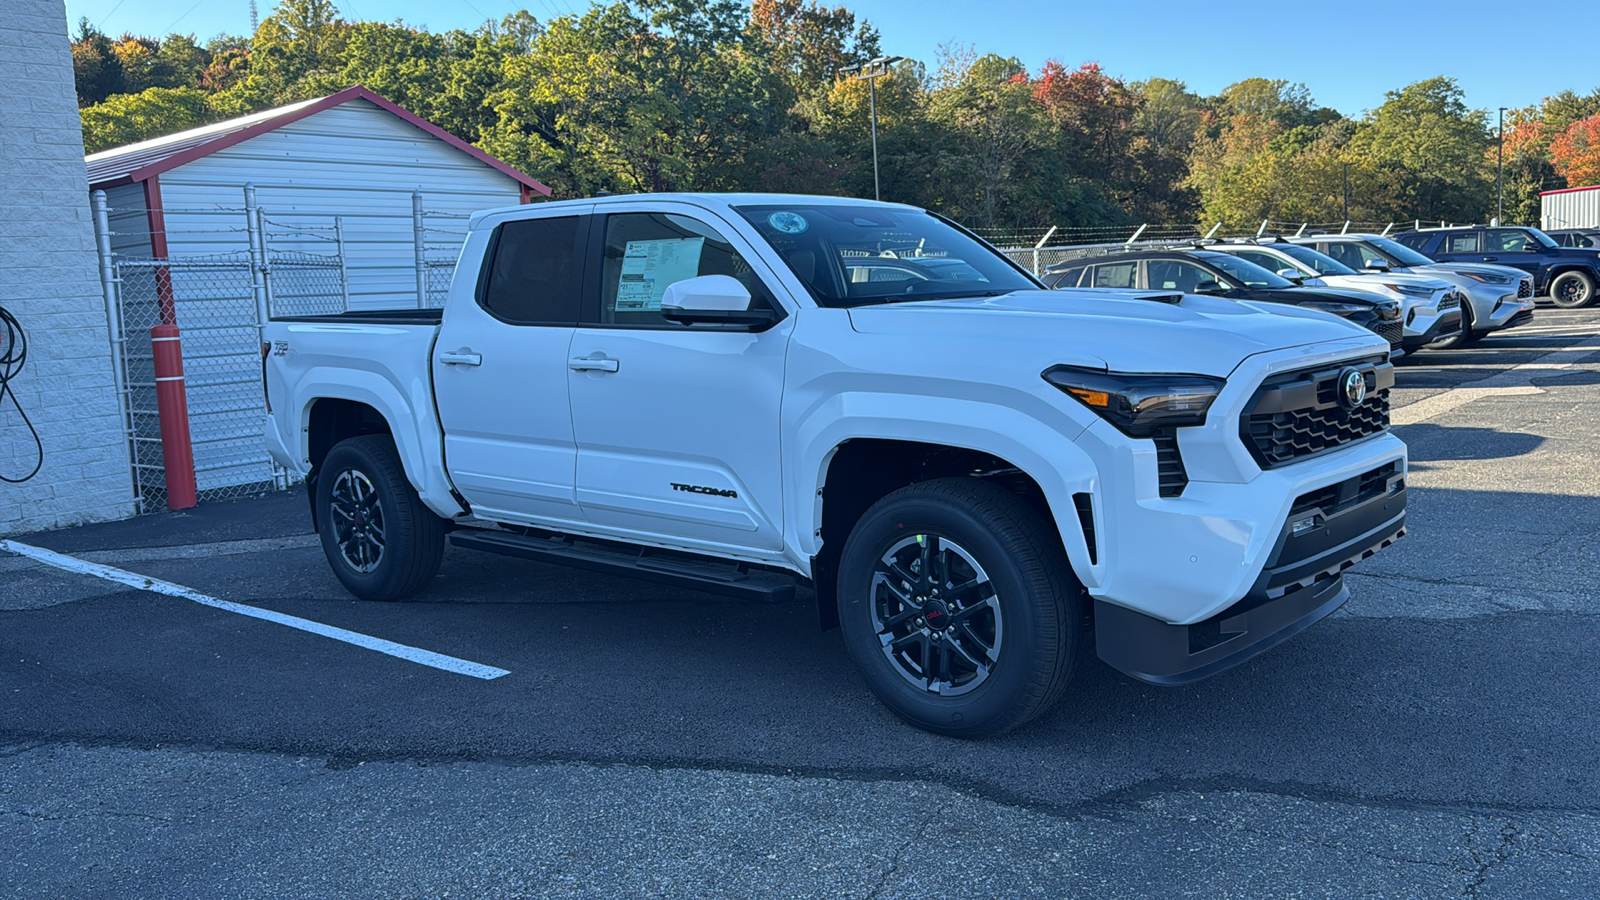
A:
[
  {"xmin": 1541, "ymin": 185, "xmax": 1600, "ymax": 231},
  {"xmin": 0, "ymin": 0, "xmax": 135, "ymax": 535}
]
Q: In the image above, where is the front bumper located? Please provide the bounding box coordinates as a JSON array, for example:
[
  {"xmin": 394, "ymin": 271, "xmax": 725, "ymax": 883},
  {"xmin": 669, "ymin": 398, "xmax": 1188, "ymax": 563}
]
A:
[
  {"xmin": 1095, "ymin": 460, "xmax": 1407, "ymax": 685},
  {"xmin": 1486, "ymin": 296, "xmax": 1536, "ymax": 331},
  {"xmin": 1403, "ymin": 309, "xmax": 1462, "ymax": 351}
]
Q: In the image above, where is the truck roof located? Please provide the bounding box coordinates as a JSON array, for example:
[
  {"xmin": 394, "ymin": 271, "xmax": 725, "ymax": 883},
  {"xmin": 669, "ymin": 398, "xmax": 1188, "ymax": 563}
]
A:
[{"xmin": 468, "ymin": 192, "xmax": 920, "ymax": 230}]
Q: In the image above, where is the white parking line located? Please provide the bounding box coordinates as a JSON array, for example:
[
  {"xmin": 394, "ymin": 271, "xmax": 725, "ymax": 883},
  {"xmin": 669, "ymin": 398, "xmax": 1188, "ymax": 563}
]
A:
[{"xmin": 0, "ymin": 539, "xmax": 510, "ymax": 681}]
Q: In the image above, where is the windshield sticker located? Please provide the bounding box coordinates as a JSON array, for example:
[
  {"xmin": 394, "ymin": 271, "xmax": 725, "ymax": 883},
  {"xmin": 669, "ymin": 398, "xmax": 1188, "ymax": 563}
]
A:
[
  {"xmin": 616, "ymin": 237, "xmax": 705, "ymax": 312},
  {"xmin": 768, "ymin": 211, "xmax": 809, "ymax": 234}
]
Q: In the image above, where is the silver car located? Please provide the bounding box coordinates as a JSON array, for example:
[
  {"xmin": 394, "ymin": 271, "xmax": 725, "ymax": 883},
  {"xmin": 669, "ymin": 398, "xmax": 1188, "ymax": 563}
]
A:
[{"xmin": 1292, "ymin": 234, "xmax": 1535, "ymax": 344}]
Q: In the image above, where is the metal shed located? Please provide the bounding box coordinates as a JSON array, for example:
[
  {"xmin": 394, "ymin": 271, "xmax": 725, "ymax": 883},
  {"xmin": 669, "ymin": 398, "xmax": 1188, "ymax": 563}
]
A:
[
  {"xmin": 83, "ymin": 86, "xmax": 550, "ymax": 510},
  {"xmin": 1541, "ymin": 185, "xmax": 1600, "ymax": 231}
]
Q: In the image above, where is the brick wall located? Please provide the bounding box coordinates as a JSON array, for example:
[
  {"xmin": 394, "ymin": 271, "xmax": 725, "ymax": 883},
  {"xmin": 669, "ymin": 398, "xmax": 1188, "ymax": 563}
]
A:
[{"xmin": 0, "ymin": 1, "xmax": 135, "ymax": 534}]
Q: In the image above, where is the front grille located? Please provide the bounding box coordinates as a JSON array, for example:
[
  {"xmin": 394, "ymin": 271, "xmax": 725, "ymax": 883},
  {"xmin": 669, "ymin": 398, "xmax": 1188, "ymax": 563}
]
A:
[
  {"xmin": 1440, "ymin": 292, "xmax": 1461, "ymax": 311},
  {"xmin": 1242, "ymin": 358, "xmax": 1394, "ymax": 468},
  {"xmin": 1374, "ymin": 319, "xmax": 1403, "ymax": 347},
  {"xmin": 1518, "ymin": 278, "xmax": 1533, "ymax": 299},
  {"xmin": 1152, "ymin": 429, "xmax": 1188, "ymax": 497}
]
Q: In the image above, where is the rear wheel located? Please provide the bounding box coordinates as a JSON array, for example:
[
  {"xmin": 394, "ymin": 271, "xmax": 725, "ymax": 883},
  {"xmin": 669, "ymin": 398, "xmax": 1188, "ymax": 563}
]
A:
[
  {"xmin": 316, "ymin": 435, "xmax": 445, "ymax": 601},
  {"xmin": 836, "ymin": 478, "xmax": 1085, "ymax": 738},
  {"xmin": 1549, "ymin": 271, "xmax": 1596, "ymax": 308}
]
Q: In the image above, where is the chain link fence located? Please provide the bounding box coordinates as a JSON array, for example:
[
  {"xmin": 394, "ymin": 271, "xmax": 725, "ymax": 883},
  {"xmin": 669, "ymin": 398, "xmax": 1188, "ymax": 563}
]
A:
[{"xmin": 990, "ymin": 220, "xmax": 1409, "ymax": 276}]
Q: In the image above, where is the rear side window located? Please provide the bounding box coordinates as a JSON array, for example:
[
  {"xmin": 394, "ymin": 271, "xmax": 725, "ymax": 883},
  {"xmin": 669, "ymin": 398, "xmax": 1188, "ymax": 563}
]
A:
[
  {"xmin": 1444, "ymin": 233, "xmax": 1479, "ymax": 253},
  {"xmin": 1046, "ymin": 265, "xmax": 1087, "ymax": 287},
  {"xmin": 479, "ymin": 216, "xmax": 583, "ymax": 325},
  {"xmin": 1393, "ymin": 233, "xmax": 1433, "ymax": 252},
  {"xmin": 1092, "ymin": 262, "xmax": 1138, "ymax": 288}
]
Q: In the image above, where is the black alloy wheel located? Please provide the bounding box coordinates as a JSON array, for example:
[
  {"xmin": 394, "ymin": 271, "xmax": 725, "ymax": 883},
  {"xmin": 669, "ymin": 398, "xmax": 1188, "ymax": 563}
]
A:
[
  {"xmin": 316, "ymin": 435, "xmax": 445, "ymax": 601},
  {"xmin": 869, "ymin": 532, "xmax": 1003, "ymax": 697},
  {"xmin": 1549, "ymin": 271, "xmax": 1596, "ymax": 309}
]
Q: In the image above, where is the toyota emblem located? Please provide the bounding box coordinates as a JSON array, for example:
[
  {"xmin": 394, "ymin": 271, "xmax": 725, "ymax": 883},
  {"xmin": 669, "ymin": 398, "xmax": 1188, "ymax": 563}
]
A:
[{"xmin": 1338, "ymin": 368, "xmax": 1368, "ymax": 409}]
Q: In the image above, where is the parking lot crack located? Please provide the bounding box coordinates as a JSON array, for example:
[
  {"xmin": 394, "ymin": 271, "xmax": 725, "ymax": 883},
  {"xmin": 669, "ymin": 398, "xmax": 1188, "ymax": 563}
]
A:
[
  {"xmin": 1462, "ymin": 819, "xmax": 1520, "ymax": 898},
  {"xmin": 862, "ymin": 795, "xmax": 951, "ymax": 899},
  {"xmin": 4, "ymin": 807, "xmax": 175, "ymax": 826}
]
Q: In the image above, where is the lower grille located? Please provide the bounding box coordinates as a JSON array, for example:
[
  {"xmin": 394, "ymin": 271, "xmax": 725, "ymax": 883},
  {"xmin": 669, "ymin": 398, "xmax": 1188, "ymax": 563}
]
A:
[
  {"xmin": 1374, "ymin": 319, "xmax": 1403, "ymax": 347},
  {"xmin": 1242, "ymin": 358, "xmax": 1395, "ymax": 468},
  {"xmin": 1518, "ymin": 278, "xmax": 1533, "ymax": 299},
  {"xmin": 1290, "ymin": 461, "xmax": 1403, "ymax": 519},
  {"xmin": 1152, "ymin": 429, "xmax": 1188, "ymax": 498},
  {"xmin": 1439, "ymin": 292, "xmax": 1461, "ymax": 311}
]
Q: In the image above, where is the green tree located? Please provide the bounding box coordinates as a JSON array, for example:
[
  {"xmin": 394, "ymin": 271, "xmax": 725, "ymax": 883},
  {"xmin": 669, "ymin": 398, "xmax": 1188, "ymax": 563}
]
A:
[
  {"xmin": 1350, "ymin": 77, "xmax": 1491, "ymax": 222},
  {"xmin": 80, "ymin": 86, "xmax": 215, "ymax": 153}
]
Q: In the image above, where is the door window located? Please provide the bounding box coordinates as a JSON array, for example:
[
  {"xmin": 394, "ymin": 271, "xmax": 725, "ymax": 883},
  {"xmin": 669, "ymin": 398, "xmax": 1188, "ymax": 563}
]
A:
[
  {"xmin": 1146, "ymin": 260, "xmax": 1223, "ymax": 292},
  {"xmin": 478, "ymin": 216, "xmax": 584, "ymax": 324},
  {"xmin": 1321, "ymin": 242, "xmax": 1367, "ymax": 269},
  {"xmin": 595, "ymin": 213, "xmax": 776, "ymax": 328},
  {"xmin": 1444, "ymin": 232, "xmax": 1480, "ymax": 253},
  {"xmin": 1234, "ymin": 250, "xmax": 1286, "ymax": 272},
  {"xmin": 1091, "ymin": 262, "xmax": 1138, "ymax": 288},
  {"xmin": 1486, "ymin": 229, "xmax": 1532, "ymax": 252}
]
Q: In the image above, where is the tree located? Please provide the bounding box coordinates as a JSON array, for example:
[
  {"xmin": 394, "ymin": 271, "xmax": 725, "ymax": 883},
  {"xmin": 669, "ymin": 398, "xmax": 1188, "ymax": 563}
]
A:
[
  {"xmin": 1350, "ymin": 77, "xmax": 1491, "ymax": 223},
  {"xmin": 79, "ymin": 86, "xmax": 214, "ymax": 153},
  {"xmin": 1551, "ymin": 114, "xmax": 1600, "ymax": 188}
]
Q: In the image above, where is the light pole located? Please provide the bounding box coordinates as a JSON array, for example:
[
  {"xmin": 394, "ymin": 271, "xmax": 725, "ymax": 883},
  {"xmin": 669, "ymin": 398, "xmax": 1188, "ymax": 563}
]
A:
[
  {"xmin": 1342, "ymin": 162, "xmax": 1350, "ymax": 222},
  {"xmin": 840, "ymin": 56, "xmax": 904, "ymax": 202},
  {"xmin": 1497, "ymin": 107, "xmax": 1508, "ymax": 225}
]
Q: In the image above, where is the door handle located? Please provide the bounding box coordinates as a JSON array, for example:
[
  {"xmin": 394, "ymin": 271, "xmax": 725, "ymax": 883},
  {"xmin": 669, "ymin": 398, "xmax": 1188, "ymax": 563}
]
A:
[
  {"xmin": 569, "ymin": 357, "xmax": 620, "ymax": 373},
  {"xmin": 1482, "ymin": 256, "xmax": 1499, "ymax": 262},
  {"xmin": 438, "ymin": 351, "xmax": 482, "ymax": 367}
]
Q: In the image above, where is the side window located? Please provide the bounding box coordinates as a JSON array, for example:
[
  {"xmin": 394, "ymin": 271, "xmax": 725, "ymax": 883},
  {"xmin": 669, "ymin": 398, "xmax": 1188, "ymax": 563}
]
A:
[
  {"xmin": 1394, "ymin": 233, "xmax": 1432, "ymax": 252},
  {"xmin": 596, "ymin": 212, "xmax": 775, "ymax": 327},
  {"xmin": 1147, "ymin": 260, "xmax": 1221, "ymax": 292},
  {"xmin": 1487, "ymin": 229, "xmax": 1530, "ymax": 252},
  {"xmin": 1322, "ymin": 242, "xmax": 1364, "ymax": 269},
  {"xmin": 479, "ymin": 216, "xmax": 583, "ymax": 324},
  {"xmin": 1091, "ymin": 262, "xmax": 1138, "ymax": 288},
  {"xmin": 1047, "ymin": 265, "xmax": 1087, "ymax": 288},
  {"xmin": 1235, "ymin": 250, "xmax": 1283, "ymax": 271},
  {"xmin": 1445, "ymin": 232, "xmax": 1480, "ymax": 253}
]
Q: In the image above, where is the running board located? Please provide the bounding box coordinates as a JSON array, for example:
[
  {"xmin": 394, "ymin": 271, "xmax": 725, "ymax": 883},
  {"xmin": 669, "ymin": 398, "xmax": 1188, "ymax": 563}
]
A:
[{"xmin": 448, "ymin": 529, "xmax": 796, "ymax": 603}]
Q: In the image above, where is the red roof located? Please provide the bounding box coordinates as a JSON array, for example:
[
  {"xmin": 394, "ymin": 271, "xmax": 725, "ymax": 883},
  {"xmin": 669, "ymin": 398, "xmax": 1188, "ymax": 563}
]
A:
[
  {"xmin": 85, "ymin": 85, "xmax": 551, "ymax": 196},
  {"xmin": 1539, "ymin": 185, "xmax": 1600, "ymax": 196}
]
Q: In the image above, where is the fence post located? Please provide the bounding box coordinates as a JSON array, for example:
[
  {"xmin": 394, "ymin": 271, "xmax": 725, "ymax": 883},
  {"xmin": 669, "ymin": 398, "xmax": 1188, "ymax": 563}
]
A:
[
  {"xmin": 1382, "ymin": 223, "xmax": 1394, "ymax": 236},
  {"xmin": 150, "ymin": 324, "xmax": 198, "ymax": 510},
  {"xmin": 1293, "ymin": 222, "xmax": 1307, "ymax": 237},
  {"xmin": 1256, "ymin": 219, "xmax": 1269, "ymax": 237},
  {"xmin": 244, "ymin": 184, "xmax": 269, "ymax": 330},
  {"xmin": 92, "ymin": 189, "xmax": 138, "ymax": 504},
  {"xmin": 1031, "ymin": 225, "xmax": 1057, "ymax": 275},
  {"xmin": 1124, "ymin": 223, "xmax": 1148, "ymax": 247},
  {"xmin": 334, "ymin": 215, "xmax": 351, "ymax": 312},
  {"xmin": 1204, "ymin": 222, "xmax": 1222, "ymax": 239},
  {"xmin": 413, "ymin": 190, "xmax": 427, "ymax": 309},
  {"xmin": 257, "ymin": 207, "xmax": 276, "ymax": 324}
]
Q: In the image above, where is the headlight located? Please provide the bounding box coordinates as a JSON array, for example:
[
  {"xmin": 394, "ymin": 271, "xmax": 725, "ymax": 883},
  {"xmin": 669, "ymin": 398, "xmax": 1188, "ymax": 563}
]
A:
[
  {"xmin": 1043, "ymin": 366, "xmax": 1224, "ymax": 437},
  {"xmin": 1298, "ymin": 300, "xmax": 1374, "ymax": 315},
  {"xmin": 1461, "ymin": 272, "xmax": 1513, "ymax": 285},
  {"xmin": 1383, "ymin": 283, "xmax": 1436, "ymax": 298}
]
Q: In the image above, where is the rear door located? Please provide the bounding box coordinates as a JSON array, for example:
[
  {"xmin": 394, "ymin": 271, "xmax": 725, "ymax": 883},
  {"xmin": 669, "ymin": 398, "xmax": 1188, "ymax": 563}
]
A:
[
  {"xmin": 1428, "ymin": 230, "xmax": 1481, "ymax": 262},
  {"xmin": 433, "ymin": 208, "xmax": 591, "ymax": 525},
  {"xmin": 565, "ymin": 203, "xmax": 795, "ymax": 553}
]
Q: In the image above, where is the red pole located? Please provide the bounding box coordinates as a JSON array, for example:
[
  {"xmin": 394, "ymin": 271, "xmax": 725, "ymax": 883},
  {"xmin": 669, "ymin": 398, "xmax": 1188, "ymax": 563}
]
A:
[{"xmin": 150, "ymin": 324, "xmax": 198, "ymax": 510}]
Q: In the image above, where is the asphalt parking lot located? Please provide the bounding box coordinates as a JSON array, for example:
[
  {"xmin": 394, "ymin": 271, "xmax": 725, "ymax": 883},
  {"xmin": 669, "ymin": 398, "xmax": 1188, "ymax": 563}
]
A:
[{"xmin": 4, "ymin": 308, "xmax": 1600, "ymax": 898}]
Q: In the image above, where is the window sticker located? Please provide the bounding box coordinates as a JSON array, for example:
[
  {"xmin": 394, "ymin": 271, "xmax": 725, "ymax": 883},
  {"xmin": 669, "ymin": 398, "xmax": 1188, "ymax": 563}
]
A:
[
  {"xmin": 767, "ymin": 211, "xmax": 809, "ymax": 234},
  {"xmin": 616, "ymin": 237, "xmax": 705, "ymax": 311}
]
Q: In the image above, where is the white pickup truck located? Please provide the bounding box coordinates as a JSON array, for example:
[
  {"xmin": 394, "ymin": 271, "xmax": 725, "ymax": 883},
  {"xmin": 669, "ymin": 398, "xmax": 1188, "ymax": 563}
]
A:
[{"xmin": 263, "ymin": 193, "xmax": 1408, "ymax": 737}]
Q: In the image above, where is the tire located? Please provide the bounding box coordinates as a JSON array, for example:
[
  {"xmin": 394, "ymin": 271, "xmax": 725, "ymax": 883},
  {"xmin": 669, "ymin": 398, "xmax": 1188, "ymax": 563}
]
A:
[
  {"xmin": 1548, "ymin": 271, "xmax": 1596, "ymax": 309},
  {"xmin": 316, "ymin": 434, "xmax": 445, "ymax": 601},
  {"xmin": 835, "ymin": 477, "xmax": 1086, "ymax": 738},
  {"xmin": 1426, "ymin": 308, "xmax": 1474, "ymax": 350}
]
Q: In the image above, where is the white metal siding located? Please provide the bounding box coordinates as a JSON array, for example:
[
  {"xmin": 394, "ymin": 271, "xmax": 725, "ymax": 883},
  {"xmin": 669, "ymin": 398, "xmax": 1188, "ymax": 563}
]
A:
[
  {"xmin": 1542, "ymin": 187, "xmax": 1600, "ymax": 231},
  {"xmin": 156, "ymin": 98, "xmax": 523, "ymax": 310},
  {"xmin": 102, "ymin": 182, "xmax": 153, "ymax": 258}
]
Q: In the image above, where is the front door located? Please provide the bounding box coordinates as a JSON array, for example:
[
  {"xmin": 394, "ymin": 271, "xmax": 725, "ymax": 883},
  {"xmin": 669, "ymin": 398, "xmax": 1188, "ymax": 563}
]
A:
[
  {"xmin": 1483, "ymin": 228, "xmax": 1546, "ymax": 280},
  {"xmin": 566, "ymin": 205, "xmax": 793, "ymax": 554},
  {"xmin": 433, "ymin": 210, "xmax": 590, "ymax": 525}
]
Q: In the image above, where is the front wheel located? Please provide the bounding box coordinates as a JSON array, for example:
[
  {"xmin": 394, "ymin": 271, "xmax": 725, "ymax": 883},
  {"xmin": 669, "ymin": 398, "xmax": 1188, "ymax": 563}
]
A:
[
  {"xmin": 1549, "ymin": 271, "xmax": 1596, "ymax": 308},
  {"xmin": 316, "ymin": 434, "xmax": 445, "ymax": 601},
  {"xmin": 836, "ymin": 478, "xmax": 1085, "ymax": 738}
]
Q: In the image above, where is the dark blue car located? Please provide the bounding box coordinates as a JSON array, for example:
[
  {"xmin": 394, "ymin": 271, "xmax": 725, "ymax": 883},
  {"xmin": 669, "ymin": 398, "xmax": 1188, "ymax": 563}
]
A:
[{"xmin": 1392, "ymin": 226, "xmax": 1600, "ymax": 308}]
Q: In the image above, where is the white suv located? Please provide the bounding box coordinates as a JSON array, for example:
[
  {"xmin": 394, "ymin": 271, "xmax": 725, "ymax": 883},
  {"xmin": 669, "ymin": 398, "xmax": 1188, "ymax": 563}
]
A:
[{"xmin": 1208, "ymin": 240, "xmax": 1464, "ymax": 352}]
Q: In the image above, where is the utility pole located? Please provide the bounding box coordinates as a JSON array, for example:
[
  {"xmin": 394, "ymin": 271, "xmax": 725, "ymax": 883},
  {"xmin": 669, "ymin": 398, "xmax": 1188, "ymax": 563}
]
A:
[
  {"xmin": 840, "ymin": 56, "xmax": 904, "ymax": 202},
  {"xmin": 1342, "ymin": 162, "xmax": 1350, "ymax": 222},
  {"xmin": 1497, "ymin": 107, "xmax": 1508, "ymax": 225}
]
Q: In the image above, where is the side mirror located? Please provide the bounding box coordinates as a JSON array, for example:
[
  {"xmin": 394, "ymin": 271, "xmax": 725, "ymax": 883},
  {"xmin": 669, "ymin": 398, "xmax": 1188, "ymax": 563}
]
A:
[
  {"xmin": 1194, "ymin": 280, "xmax": 1227, "ymax": 295},
  {"xmin": 660, "ymin": 274, "xmax": 776, "ymax": 328},
  {"xmin": 1363, "ymin": 260, "xmax": 1390, "ymax": 272},
  {"xmin": 1276, "ymin": 268, "xmax": 1304, "ymax": 283}
]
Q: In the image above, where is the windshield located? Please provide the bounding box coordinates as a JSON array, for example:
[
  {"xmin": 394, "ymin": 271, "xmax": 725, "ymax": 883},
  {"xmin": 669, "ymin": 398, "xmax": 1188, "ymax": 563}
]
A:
[
  {"xmin": 1206, "ymin": 253, "xmax": 1294, "ymax": 289},
  {"xmin": 733, "ymin": 204, "xmax": 1039, "ymax": 307},
  {"xmin": 1527, "ymin": 228, "xmax": 1560, "ymax": 250},
  {"xmin": 1365, "ymin": 237, "xmax": 1435, "ymax": 267},
  {"xmin": 1273, "ymin": 243, "xmax": 1357, "ymax": 276}
]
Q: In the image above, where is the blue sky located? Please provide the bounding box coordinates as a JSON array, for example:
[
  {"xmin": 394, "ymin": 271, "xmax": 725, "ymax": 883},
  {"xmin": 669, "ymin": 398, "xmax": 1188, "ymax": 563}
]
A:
[{"xmin": 66, "ymin": 0, "xmax": 1600, "ymax": 117}]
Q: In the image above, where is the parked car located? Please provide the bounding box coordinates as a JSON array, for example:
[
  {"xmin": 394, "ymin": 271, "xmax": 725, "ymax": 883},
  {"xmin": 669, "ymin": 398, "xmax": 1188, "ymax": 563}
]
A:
[
  {"xmin": 1043, "ymin": 247, "xmax": 1405, "ymax": 355},
  {"xmin": 1545, "ymin": 228, "xmax": 1600, "ymax": 249},
  {"xmin": 1205, "ymin": 239, "xmax": 1464, "ymax": 352},
  {"xmin": 1392, "ymin": 225, "xmax": 1600, "ymax": 308},
  {"xmin": 263, "ymin": 193, "xmax": 1407, "ymax": 738},
  {"xmin": 1290, "ymin": 233, "xmax": 1536, "ymax": 342}
]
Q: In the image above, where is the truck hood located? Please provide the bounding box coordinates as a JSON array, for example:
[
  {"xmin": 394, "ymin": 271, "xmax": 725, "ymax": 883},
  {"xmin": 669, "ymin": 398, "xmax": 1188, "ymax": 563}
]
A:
[{"xmin": 845, "ymin": 290, "xmax": 1382, "ymax": 378}]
